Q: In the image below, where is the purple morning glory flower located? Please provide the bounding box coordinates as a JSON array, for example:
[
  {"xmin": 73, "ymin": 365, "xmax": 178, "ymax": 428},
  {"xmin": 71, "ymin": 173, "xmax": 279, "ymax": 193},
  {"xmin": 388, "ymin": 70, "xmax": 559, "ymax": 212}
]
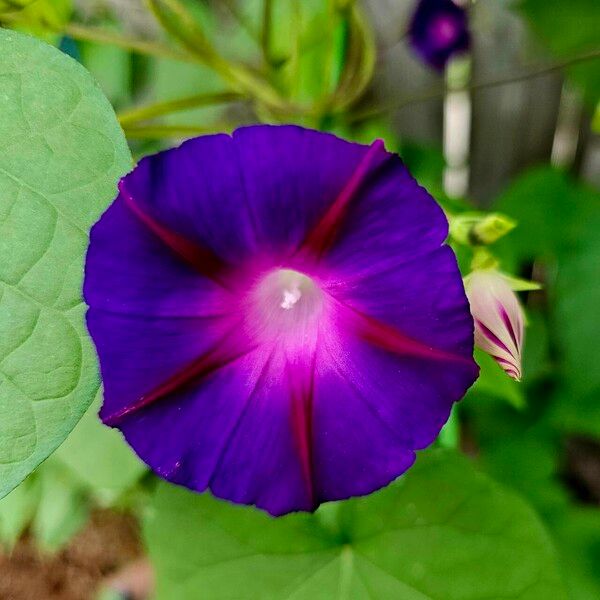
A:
[
  {"xmin": 408, "ymin": 0, "xmax": 470, "ymax": 71},
  {"xmin": 84, "ymin": 125, "xmax": 477, "ymax": 516}
]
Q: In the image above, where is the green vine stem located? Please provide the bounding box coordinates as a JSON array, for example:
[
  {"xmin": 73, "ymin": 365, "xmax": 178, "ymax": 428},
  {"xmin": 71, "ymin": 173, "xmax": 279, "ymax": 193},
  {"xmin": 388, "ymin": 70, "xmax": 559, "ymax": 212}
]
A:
[
  {"xmin": 261, "ymin": 0, "xmax": 275, "ymax": 67},
  {"xmin": 3, "ymin": 0, "xmax": 376, "ymax": 123},
  {"xmin": 221, "ymin": 0, "xmax": 261, "ymax": 46},
  {"xmin": 122, "ymin": 123, "xmax": 232, "ymax": 139},
  {"xmin": 1, "ymin": 12, "xmax": 195, "ymax": 62},
  {"xmin": 145, "ymin": 0, "xmax": 290, "ymax": 112},
  {"xmin": 118, "ymin": 91, "xmax": 243, "ymax": 127},
  {"xmin": 323, "ymin": 2, "xmax": 376, "ymax": 114}
]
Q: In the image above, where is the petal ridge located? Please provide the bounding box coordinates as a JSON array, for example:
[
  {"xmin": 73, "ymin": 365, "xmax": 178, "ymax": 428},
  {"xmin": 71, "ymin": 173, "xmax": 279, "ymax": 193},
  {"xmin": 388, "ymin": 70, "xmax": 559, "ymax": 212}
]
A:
[
  {"xmin": 119, "ymin": 180, "xmax": 232, "ymax": 289},
  {"xmin": 298, "ymin": 139, "xmax": 389, "ymax": 258},
  {"xmin": 206, "ymin": 348, "xmax": 275, "ymax": 489},
  {"xmin": 332, "ymin": 295, "xmax": 476, "ymax": 368},
  {"xmin": 326, "ymin": 352, "xmax": 410, "ymax": 446},
  {"xmin": 286, "ymin": 350, "xmax": 318, "ymax": 507},
  {"xmin": 103, "ymin": 326, "xmax": 259, "ymax": 426}
]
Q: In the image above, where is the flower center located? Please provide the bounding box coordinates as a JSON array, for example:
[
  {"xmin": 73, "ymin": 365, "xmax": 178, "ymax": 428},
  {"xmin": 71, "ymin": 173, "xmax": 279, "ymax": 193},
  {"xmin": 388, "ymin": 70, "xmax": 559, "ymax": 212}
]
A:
[
  {"xmin": 261, "ymin": 268, "xmax": 322, "ymax": 317},
  {"xmin": 247, "ymin": 268, "xmax": 325, "ymax": 347},
  {"xmin": 430, "ymin": 14, "xmax": 459, "ymax": 47}
]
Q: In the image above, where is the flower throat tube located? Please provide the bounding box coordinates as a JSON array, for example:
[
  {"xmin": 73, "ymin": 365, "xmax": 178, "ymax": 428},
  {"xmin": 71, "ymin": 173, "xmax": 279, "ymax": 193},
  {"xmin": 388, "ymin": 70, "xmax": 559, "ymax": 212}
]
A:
[{"xmin": 84, "ymin": 125, "xmax": 478, "ymax": 516}]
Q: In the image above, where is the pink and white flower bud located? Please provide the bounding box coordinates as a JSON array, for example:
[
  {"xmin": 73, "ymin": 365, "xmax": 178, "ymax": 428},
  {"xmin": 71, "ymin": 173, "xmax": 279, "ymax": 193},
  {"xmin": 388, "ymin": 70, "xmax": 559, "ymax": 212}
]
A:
[{"xmin": 465, "ymin": 270, "xmax": 524, "ymax": 380}]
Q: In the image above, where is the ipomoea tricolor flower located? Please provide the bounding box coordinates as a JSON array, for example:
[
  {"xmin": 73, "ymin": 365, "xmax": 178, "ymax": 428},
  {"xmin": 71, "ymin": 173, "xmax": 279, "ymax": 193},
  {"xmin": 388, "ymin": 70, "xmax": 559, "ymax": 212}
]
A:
[{"xmin": 84, "ymin": 125, "xmax": 478, "ymax": 515}]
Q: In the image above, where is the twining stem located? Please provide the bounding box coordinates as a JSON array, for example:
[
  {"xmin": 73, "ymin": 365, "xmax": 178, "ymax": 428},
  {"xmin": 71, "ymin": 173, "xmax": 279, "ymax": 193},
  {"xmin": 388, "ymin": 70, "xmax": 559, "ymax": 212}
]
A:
[
  {"xmin": 1, "ymin": 13, "xmax": 195, "ymax": 62},
  {"xmin": 350, "ymin": 48, "xmax": 600, "ymax": 122},
  {"xmin": 6, "ymin": 7, "xmax": 286, "ymax": 111},
  {"xmin": 146, "ymin": 0, "xmax": 289, "ymax": 111},
  {"xmin": 221, "ymin": 0, "xmax": 261, "ymax": 45},
  {"xmin": 288, "ymin": 0, "xmax": 302, "ymax": 99},
  {"xmin": 329, "ymin": 5, "xmax": 349, "ymax": 93},
  {"xmin": 64, "ymin": 23, "xmax": 195, "ymax": 62},
  {"xmin": 122, "ymin": 123, "xmax": 232, "ymax": 139},
  {"xmin": 261, "ymin": 0, "xmax": 274, "ymax": 66},
  {"xmin": 118, "ymin": 91, "xmax": 243, "ymax": 126},
  {"xmin": 315, "ymin": 3, "xmax": 376, "ymax": 117},
  {"xmin": 333, "ymin": 4, "xmax": 376, "ymax": 111}
]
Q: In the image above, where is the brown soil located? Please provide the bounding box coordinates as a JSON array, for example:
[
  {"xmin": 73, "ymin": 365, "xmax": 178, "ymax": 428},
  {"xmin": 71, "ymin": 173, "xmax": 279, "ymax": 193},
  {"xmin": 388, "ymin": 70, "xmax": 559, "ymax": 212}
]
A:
[{"xmin": 0, "ymin": 510, "xmax": 143, "ymax": 600}]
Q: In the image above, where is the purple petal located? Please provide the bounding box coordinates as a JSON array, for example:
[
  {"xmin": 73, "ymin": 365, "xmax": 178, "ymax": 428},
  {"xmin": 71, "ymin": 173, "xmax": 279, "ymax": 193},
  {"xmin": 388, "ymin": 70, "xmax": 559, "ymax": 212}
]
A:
[
  {"xmin": 322, "ymin": 152, "xmax": 449, "ymax": 280},
  {"xmin": 119, "ymin": 348, "xmax": 314, "ymax": 516},
  {"xmin": 122, "ymin": 125, "xmax": 374, "ymax": 264},
  {"xmin": 331, "ymin": 246, "xmax": 475, "ymax": 357},
  {"xmin": 87, "ymin": 310, "xmax": 222, "ymax": 423},
  {"xmin": 312, "ymin": 327, "xmax": 472, "ymax": 501},
  {"xmin": 84, "ymin": 196, "xmax": 228, "ymax": 318},
  {"xmin": 121, "ymin": 133, "xmax": 257, "ymax": 264},
  {"xmin": 408, "ymin": 0, "xmax": 470, "ymax": 71},
  {"xmin": 84, "ymin": 125, "xmax": 478, "ymax": 515}
]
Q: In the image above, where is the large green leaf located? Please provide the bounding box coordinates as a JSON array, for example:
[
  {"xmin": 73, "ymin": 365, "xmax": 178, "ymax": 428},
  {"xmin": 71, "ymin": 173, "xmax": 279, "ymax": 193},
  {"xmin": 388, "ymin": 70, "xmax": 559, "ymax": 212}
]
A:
[
  {"xmin": 493, "ymin": 166, "xmax": 600, "ymax": 431},
  {"xmin": 30, "ymin": 457, "xmax": 89, "ymax": 551},
  {"xmin": 0, "ymin": 470, "xmax": 39, "ymax": 548},
  {"xmin": 144, "ymin": 450, "xmax": 566, "ymax": 599},
  {"xmin": 493, "ymin": 167, "xmax": 598, "ymax": 263},
  {"xmin": 462, "ymin": 390, "xmax": 599, "ymax": 599},
  {"xmin": 552, "ymin": 209, "xmax": 600, "ymax": 430},
  {"xmin": 468, "ymin": 348, "xmax": 525, "ymax": 409},
  {"xmin": 0, "ymin": 397, "xmax": 145, "ymax": 550},
  {"xmin": 552, "ymin": 508, "xmax": 600, "ymax": 600},
  {"xmin": 55, "ymin": 390, "xmax": 146, "ymax": 501},
  {"xmin": 0, "ymin": 29, "xmax": 131, "ymax": 498},
  {"xmin": 517, "ymin": 0, "xmax": 600, "ymax": 105}
]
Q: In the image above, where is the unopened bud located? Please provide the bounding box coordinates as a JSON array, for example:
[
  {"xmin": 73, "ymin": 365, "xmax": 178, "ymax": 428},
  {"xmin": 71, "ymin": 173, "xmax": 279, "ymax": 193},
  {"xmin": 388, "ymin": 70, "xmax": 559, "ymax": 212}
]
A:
[
  {"xmin": 465, "ymin": 270, "xmax": 524, "ymax": 381},
  {"xmin": 450, "ymin": 212, "xmax": 516, "ymax": 246}
]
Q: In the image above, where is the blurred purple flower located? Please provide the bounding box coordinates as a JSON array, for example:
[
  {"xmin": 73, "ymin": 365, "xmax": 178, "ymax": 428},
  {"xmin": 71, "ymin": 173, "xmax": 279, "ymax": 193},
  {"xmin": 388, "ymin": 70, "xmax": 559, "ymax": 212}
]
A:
[
  {"xmin": 84, "ymin": 125, "xmax": 477, "ymax": 516},
  {"xmin": 408, "ymin": 0, "xmax": 470, "ymax": 71},
  {"xmin": 466, "ymin": 270, "xmax": 524, "ymax": 380}
]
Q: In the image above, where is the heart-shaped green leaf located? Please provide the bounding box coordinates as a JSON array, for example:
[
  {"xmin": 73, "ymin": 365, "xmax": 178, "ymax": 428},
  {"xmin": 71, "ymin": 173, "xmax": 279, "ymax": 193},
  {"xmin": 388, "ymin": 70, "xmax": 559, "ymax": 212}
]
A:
[
  {"xmin": 144, "ymin": 449, "xmax": 567, "ymax": 599},
  {"xmin": 0, "ymin": 29, "xmax": 131, "ymax": 498},
  {"xmin": 517, "ymin": 0, "xmax": 600, "ymax": 106}
]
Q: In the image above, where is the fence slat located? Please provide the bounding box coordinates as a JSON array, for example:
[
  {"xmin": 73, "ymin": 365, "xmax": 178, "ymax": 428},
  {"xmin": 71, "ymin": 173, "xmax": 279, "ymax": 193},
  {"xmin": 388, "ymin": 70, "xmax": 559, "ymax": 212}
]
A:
[
  {"xmin": 468, "ymin": 0, "xmax": 562, "ymax": 205},
  {"xmin": 363, "ymin": 0, "xmax": 444, "ymax": 145}
]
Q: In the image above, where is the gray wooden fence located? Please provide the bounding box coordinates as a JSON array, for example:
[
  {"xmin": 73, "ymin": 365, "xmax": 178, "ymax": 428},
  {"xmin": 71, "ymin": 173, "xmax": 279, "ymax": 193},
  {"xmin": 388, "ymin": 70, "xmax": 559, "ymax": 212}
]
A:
[
  {"xmin": 79, "ymin": 0, "xmax": 599, "ymax": 200},
  {"xmin": 364, "ymin": 0, "xmax": 599, "ymax": 205}
]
